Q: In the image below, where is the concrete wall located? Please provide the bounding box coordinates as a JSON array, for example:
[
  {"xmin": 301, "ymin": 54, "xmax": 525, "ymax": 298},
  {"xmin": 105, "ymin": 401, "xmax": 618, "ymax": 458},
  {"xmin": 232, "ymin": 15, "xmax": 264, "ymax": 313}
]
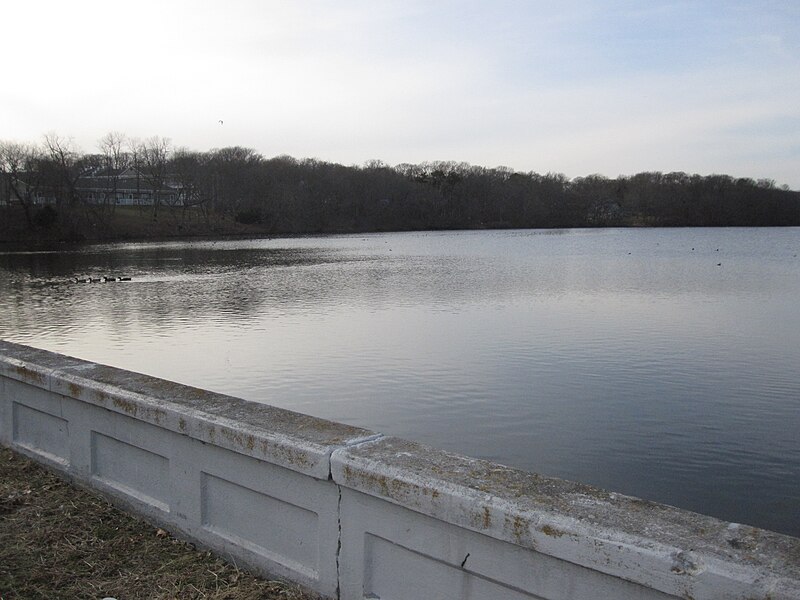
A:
[{"xmin": 1, "ymin": 340, "xmax": 798, "ymax": 600}]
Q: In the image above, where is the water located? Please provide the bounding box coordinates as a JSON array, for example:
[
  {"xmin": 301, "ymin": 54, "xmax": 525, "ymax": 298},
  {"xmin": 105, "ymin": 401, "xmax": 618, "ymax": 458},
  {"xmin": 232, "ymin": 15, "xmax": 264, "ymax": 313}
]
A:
[{"xmin": 1, "ymin": 228, "xmax": 798, "ymax": 537}]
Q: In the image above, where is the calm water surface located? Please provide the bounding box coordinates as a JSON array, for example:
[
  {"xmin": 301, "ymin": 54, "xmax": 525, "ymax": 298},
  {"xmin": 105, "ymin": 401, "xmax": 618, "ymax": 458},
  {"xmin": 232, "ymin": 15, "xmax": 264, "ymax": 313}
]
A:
[{"xmin": 1, "ymin": 228, "xmax": 798, "ymax": 537}]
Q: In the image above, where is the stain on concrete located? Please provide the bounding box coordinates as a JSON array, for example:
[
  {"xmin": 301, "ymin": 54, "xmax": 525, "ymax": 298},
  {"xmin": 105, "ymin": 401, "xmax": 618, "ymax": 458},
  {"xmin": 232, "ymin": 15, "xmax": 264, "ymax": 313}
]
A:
[
  {"xmin": 503, "ymin": 514, "xmax": 532, "ymax": 546},
  {"xmin": 112, "ymin": 397, "xmax": 138, "ymax": 417},
  {"xmin": 13, "ymin": 365, "xmax": 46, "ymax": 386},
  {"xmin": 541, "ymin": 524, "xmax": 565, "ymax": 538},
  {"xmin": 670, "ymin": 551, "xmax": 705, "ymax": 576}
]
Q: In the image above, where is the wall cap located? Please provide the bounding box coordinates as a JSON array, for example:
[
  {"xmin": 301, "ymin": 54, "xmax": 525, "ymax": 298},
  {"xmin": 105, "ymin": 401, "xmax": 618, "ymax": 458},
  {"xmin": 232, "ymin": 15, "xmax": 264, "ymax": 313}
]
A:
[
  {"xmin": 0, "ymin": 340, "xmax": 376, "ymax": 479},
  {"xmin": 332, "ymin": 436, "xmax": 800, "ymax": 599}
]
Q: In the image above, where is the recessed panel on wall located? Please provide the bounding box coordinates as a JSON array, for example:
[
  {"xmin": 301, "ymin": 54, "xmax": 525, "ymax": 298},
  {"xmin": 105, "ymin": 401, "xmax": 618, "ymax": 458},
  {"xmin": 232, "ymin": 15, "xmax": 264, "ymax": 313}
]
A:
[
  {"xmin": 364, "ymin": 534, "xmax": 543, "ymax": 600},
  {"xmin": 12, "ymin": 402, "xmax": 69, "ymax": 464},
  {"xmin": 341, "ymin": 488, "xmax": 680, "ymax": 600},
  {"xmin": 201, "ymin": 472, "xmax": 319, "ymax": 578},
  {"xmin": 91, "ymin": 432, "xmax": 170, "ymax": 512}
]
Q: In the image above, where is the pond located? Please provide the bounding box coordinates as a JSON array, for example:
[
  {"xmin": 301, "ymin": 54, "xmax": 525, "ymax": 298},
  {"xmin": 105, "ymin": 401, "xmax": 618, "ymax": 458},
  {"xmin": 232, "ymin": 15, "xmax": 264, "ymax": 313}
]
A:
[{"xmin": 1, "ymin": 227, "xmax": 798, "ymax": 537}]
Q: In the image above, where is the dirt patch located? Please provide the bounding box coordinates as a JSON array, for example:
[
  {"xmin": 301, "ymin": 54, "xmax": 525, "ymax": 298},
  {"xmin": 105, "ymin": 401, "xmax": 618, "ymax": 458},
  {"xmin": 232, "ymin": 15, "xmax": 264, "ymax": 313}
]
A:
[{"xmin": 0, "ymin": 447, "xmax": 314, "ymax": 599}]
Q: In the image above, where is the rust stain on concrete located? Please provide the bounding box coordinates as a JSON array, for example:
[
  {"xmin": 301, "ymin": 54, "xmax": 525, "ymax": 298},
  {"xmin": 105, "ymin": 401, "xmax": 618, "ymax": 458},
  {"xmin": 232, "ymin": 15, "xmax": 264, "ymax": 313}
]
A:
[
  {"xmin": 112, "ymin": 397, "xmax": 138, "ymax": 416},
  {"xmin": 14, "ymin": 365, "xmax": 45, "ymax": 386},
  {"xmin": 541, "ymin": 524, "xmax": 565, "ymax": 538}
]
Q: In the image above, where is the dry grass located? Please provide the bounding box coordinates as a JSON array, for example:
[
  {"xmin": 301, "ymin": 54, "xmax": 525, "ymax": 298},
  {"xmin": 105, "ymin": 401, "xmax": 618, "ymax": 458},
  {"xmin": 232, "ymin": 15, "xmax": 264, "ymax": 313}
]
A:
[{"xmin": 0, "ymin": 447, "xmax": 314, "ymax": 600}]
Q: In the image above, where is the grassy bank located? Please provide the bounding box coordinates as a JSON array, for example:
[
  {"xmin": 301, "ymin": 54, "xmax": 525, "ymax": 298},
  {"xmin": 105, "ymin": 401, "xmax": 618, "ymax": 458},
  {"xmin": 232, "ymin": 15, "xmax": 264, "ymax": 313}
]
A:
[{"xmin": 0, "ymin": 447, "xmax": 313, "ymax": 599}]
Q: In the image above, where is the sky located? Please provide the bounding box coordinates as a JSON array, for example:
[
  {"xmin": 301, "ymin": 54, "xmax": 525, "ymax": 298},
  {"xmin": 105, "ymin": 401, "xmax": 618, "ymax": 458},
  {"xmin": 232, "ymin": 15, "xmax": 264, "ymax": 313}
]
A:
[{"xmin": 2, "ymin": 0, "xmax": 799, "ymax": 187}]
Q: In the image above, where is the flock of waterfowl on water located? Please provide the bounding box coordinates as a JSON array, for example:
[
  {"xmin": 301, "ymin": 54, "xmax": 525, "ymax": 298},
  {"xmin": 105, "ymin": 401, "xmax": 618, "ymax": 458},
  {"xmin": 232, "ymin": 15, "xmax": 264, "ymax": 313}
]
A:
[{"xmin": 72, "ymin": 276, "xmax": 131, "ymax": 283}]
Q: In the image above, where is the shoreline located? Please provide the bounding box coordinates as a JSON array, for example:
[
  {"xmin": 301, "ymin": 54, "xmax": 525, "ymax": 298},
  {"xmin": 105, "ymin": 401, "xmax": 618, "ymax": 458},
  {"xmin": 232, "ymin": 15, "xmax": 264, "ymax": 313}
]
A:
[{"xmin": 2, "ymin": 222, "xmax": 799, "ymax": 252}]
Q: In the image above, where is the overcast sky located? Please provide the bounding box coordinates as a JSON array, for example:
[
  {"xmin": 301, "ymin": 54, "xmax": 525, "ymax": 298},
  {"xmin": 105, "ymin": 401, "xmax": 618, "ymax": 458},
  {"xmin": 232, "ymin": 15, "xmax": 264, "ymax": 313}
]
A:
[{"xmin": 3, "ymin": 0, "xmax": 799, "ymax": 187}]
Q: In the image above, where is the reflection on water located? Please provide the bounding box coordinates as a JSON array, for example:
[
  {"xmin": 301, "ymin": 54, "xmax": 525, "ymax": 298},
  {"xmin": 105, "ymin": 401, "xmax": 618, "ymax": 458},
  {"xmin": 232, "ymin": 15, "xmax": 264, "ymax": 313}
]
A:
[{"xmin": 1, "ymin": 228, "xmax": 799, "ymax": 537}]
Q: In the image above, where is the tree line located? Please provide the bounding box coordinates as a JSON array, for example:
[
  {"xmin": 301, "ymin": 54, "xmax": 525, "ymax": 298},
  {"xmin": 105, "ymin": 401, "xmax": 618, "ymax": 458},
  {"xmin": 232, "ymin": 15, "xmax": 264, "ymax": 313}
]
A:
[{"xmin": 2, "ymin": 133, "xmax": 798, "ymax": 242}]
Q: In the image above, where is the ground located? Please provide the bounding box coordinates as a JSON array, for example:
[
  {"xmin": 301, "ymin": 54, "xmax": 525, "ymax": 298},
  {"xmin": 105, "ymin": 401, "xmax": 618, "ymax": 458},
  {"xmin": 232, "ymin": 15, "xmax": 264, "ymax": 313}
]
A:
[{"xmin": 0, "ymin": 447, "xmax": 314, "ymax": 600}]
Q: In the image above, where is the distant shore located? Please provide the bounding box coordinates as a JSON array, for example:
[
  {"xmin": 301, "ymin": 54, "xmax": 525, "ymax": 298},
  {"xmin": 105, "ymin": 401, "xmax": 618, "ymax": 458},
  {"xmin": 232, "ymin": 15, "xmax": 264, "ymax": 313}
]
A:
[
  {"xmin": 3, "ymin": 142, "xmax": 799, "ymax": 248},
  {"xmin": 2, "ymin": 204, "xmax": 799, "ymax": 250}
]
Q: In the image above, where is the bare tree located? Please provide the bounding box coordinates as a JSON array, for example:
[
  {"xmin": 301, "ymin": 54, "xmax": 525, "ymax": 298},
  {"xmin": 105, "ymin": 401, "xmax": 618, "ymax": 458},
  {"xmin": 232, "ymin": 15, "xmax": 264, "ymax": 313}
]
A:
[
  {"xmin": 125, "ymin": 136, "xmax": 144, "ymax": 212},
  {"xmin": 98, "ymin": 131, "xmax": 131, "ymax": 213},
  {"xmin": 208, "ymin": 146, "xmax": 264, "ymax": 218},
  {"xmin": 42, "ymin": 133, "xmax": 84, "ymax": 207},
  {"xmin": 0, "ymin": 140, "xmax": 45, "ymax": 229},
  {"xmin": 42, "ymin": 133, "xmax": 113, "ymax": 234},
  {"xmin": 170, "ymin": 148, "xmax": 211, "ymax": 225},
  {"xmin": 138, "ymin": 136, "xmax": 172, "ymax": 219}
]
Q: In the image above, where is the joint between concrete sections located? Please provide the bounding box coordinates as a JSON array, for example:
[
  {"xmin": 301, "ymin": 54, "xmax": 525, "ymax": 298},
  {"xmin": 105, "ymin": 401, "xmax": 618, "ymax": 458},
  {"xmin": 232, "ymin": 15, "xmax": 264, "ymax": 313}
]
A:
[
  {"xmin": 328, "ymin": 434, "xmax": 383, "ymax": 599},
  {"xmin": 328, "ymin": 434, "xmax": 385, "ymax": 599},
  {"xmin": 326, "ymin": 433, "xmax": 384, "ymax": 480}
]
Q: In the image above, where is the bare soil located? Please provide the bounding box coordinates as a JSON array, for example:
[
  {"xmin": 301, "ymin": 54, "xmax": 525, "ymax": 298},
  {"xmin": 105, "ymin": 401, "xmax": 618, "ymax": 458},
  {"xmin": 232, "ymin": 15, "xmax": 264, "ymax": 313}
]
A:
[{"xmin": 0, "ymin": 447, "xmax": 314, "ymax": 600}]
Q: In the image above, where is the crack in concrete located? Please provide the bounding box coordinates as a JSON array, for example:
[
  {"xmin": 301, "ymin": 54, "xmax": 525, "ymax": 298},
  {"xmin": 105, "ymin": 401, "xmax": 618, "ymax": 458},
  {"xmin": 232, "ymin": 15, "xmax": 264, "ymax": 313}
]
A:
[
  {"xmin": 328, "ymin": 434, "xmax": 382, "ymax": 600},
  {"xmin": 335, "ymin": 483, "xmax": 342, "ymax": 600}
]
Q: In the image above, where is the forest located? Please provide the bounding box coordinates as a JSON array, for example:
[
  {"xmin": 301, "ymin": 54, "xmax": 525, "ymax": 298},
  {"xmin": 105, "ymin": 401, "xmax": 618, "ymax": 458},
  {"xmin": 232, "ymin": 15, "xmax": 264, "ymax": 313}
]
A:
[{"xmin": 2, "ymin": 133, "xmax": 799, "ymax": 243}]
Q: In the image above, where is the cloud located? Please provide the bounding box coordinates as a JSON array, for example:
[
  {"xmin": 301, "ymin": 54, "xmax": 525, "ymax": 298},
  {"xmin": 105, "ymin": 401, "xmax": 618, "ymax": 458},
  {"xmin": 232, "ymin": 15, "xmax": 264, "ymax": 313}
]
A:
[{"xmin": 2, "ymin": 0, "xmax": 798, "ymax": 187}]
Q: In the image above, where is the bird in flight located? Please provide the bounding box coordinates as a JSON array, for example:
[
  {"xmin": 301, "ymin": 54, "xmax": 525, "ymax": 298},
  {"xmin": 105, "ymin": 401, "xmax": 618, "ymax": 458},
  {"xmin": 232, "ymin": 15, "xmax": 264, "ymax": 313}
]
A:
[{"xmin": 219, "ymin": 120, "xmax": 224, "ymax": 125}]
